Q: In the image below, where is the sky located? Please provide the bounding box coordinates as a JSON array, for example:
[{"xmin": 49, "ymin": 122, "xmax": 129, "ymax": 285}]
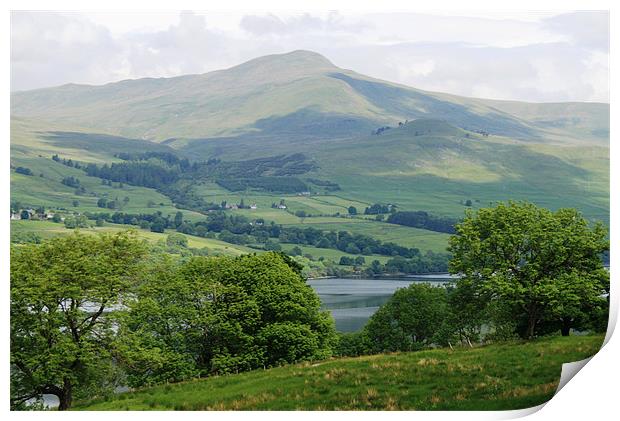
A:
[{"xmin": 10, "ymin": 10, "xmax": 609, "ymax": 102}]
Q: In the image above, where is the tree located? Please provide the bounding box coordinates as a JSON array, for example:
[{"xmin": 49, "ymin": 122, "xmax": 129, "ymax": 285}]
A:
[
  {"xmin": 348, "ymin": 206, "xmax": 357, "ymax": 215},
  {"xmin": 150, "ymin": 217, "xmax": 166, "ymax": 233},
  {"xmin": 116, "ymin": 253, "xmax": 336, "ymax": 384},
  {"xmin": 72, "ymin": 200, "xmax": 80, "ymax": 207},
  {"xmin": 10, "ymin": 231, "xmax": 146, "ymax": 410},
  {"xmin": 448, "ymin": 201, "xmax": 609, "ymax": 339},
  {"xmin": 339, "ymin": 256, "xmax": 354, "ymax": 266},
  {"xmin": 15, "ymin": 167, "xmax": 33, "ymax": 176},
  {"xmin": 174, "ymin": 211, "xmax": 184, "ymax": 228},
  {"xmin": 166, "ymin": 233, "xmax": 188, "ymax": 248},
  {"xmin": 64, "ymin": 215, "xmax": 89, "ymax": 229},
  {"xmin": 195, "ymin": 225, "xmax": 208, "ymax": 237},
  {"xmin": 289, "ymin": 246, "xmax": 303, "ymax": 256},
  {"xmin": 97, "ymin": 198, "xmax": 107, "ymax": 208},
  {"xmin": 61, "ymin": 176, "xmax": 80, "ymax": 188},
  {"xmin": 363, "ymin": 284, "xmax": 450, "ymax": 352},
  {"xmin": 20, "ymin": 210, "xmax": 29, "ymax": 220}
]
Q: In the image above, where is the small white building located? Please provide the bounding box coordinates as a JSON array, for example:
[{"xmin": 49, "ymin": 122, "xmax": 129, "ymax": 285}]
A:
[
  {"xmin": 277, "ymin": 204, "xmax": 287, "ymax": 209},
  {"xmin": 249, "ymin": 204, "xmax": 257, "ymax": 210}
]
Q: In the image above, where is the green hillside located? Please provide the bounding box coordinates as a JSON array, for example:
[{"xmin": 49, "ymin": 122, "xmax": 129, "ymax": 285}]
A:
[
  {"xmin": 75, "ymin": 334, "xmax": 603, "ymax": 411},
  {"xmin": 10, "ymin": 50, "xmax": 609, "ymax": 242},
  {"xmin": 11, "ymin": 50, "xmax": 608, "ymax": 143},
  {"xmin": 177, "ymin": 118, "xmax": 609, "ymax": 223}
]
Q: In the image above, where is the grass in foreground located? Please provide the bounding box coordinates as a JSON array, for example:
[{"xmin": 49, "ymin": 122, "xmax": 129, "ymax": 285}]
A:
[{"xmin": 75, "ymin": 334, "xmax": 603, "ymax": 411}]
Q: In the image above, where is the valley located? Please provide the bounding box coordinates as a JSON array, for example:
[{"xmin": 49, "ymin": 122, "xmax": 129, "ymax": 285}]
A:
[{"xmin": 10, "ymin": 50, "xmax": 609, "ymax": 276}]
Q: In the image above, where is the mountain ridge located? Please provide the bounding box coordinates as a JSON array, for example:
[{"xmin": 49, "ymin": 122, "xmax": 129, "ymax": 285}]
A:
[{"xmin": 11, "ymin": 50, "xmax": 609, "ymax": 144}]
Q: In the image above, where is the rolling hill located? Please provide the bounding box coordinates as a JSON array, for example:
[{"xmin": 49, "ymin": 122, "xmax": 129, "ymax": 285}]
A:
[{"xmin": 10, "ymin": 50, "xmax": 609, "ymax": 228}]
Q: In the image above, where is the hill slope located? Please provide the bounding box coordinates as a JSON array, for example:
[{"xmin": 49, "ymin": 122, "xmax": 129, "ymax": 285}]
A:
[
  {"xmin": 75, "ymin": 334, "xmax": 603, "ymax": 411},
  {"xmin": 11, "ymin": 50, "xmax": 608, "ymax": 143},
  {"xmin": 10, "ymin": 50, "xmax": 609, "ymax": 224}
]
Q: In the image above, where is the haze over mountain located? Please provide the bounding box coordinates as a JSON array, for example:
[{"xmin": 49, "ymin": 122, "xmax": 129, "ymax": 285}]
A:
[{"xmin": 11, "ymin": 50, "xmax": 608, "ymax": 144}]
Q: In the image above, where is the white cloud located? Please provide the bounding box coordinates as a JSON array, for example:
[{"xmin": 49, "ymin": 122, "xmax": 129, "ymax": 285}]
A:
[
  {"xmin": 10, "ymin": 10, "xmax": 609, "ymax": 102},
  {"xmin": 240, "ymin": 12, "xmax": 371, "ymax": 36}
]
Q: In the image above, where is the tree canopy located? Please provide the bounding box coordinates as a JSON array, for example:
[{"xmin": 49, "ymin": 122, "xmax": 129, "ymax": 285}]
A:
[
  {"xmin": 10, "ymin": 231, "xmax": 147, "ymax": 410},
  {"xmin": 363, "ymin": 284, "xmax": 450, "ymax": 353},
  {"xmin": 116, "ymin": 252, "xmax": 336, "ymax": 386},
  {"xmin": 448, "ymin": 201, "xmax": 609, "ymax": 338}
]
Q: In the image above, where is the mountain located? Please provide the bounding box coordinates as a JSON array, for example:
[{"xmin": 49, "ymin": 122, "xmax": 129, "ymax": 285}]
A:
[
  {"xmin": 11, "ymin": 50, "xmax": 608, "ymax": 144},
  {"xmin": 10, "ymin": 50, "xmax": 609, "ymax": 225}
]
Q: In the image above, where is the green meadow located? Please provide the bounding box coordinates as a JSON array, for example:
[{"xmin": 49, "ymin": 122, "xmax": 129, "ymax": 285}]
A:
[{"xmin": 75, "ymin": 334, "xmax": 604, "ymax": 411}]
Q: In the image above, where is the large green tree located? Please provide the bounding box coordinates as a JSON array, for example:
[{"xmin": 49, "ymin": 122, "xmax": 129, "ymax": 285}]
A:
[
  {"xmin": 117, "ymin": 252, "xmax": 336, "ymax": 386},
  {"xmin": 10, "ymin": 231, "xmax": 146, "ymax": 410},
  {"xmin": 448, "ymin": 202, "xmax": 609, "ymax": 339}
]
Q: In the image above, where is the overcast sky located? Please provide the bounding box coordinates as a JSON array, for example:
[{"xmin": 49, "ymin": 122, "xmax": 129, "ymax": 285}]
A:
[{"xmin": 10, "ymin": 10, "xmax": 609, "ymax": 102}]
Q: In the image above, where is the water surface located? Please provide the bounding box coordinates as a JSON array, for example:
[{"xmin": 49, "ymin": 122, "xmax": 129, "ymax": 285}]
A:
[{"xmin": 307, "ymin": 276, "xmax": 451, "ymax": 332}]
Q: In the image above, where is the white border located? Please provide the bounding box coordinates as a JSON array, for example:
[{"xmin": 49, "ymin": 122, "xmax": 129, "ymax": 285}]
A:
[{"xmin": 2, "ymin": 1, "xmax": 616, "ymax": 420}]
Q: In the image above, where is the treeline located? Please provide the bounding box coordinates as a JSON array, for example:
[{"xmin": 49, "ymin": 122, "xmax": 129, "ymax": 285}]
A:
[
  {"xmin": 52, "ymin": 154, "xmax": 84, "ymax": 169},
  {"xmin": 364, "ymin": 203, "xmax": 395, "ymax": 215},
  {"xmin": 14, "ymin": 167, "xmax": 33, "ymax": 176},
  {"xmin": 171, "ymin": 212, "xmax": 428, "ymax": 260},
  {"xmin": 195, "ymin": 153, "xmax": 317, "ymax": 179},
  {"xmin": 81, "ymin": 211, "xmax": 449, "ymax": 269},
  {"xmin": 84, "ymin": 162, "xmax": 179, "ymax": 189},
  {"xmin": 387, "ymin": 211, "xmax": 458, "ymax": 234},
  {"xmin": 306, "ymin": 178, "xmax": 341, "ymax": 191},
  {"xmin": 52, "ymin": 152, "xmax": 329, "ymax": 197},
  {"xmin": 216, "ymin": 176, "xmax": 309, "ymax": 193},
  {"xmin": 115, "ymin": 151, "xmax": 191, "ymax": 169},
  {"xmin": 363, "ymin": 254, "xmax": 449, "ymax": 274}
]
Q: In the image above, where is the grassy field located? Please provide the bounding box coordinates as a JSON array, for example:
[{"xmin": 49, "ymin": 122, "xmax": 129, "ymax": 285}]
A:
[
  {"xmin": 10, "ymin": 220, "xmax": 255, "ymax": 256},
  {"xmin": 280, "ymin": 243, "xmax": 393, "ymax": 265},
  {"xmin": 75, "ymin": 334, "xmax": 604, "ymax": 411},
  {"xmin": 283, "ymin": 220, "xmax": 451, "ymax": 253}
]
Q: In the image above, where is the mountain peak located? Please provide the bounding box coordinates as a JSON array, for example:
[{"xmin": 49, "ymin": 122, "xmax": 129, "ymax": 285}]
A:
[
  {"xmin": 223, "ymin": 50, "xmax": 337, "ymax": 82},
  {"xmin": 278, "ymin": 50, "xmax": 335, "ymax": 65}
]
